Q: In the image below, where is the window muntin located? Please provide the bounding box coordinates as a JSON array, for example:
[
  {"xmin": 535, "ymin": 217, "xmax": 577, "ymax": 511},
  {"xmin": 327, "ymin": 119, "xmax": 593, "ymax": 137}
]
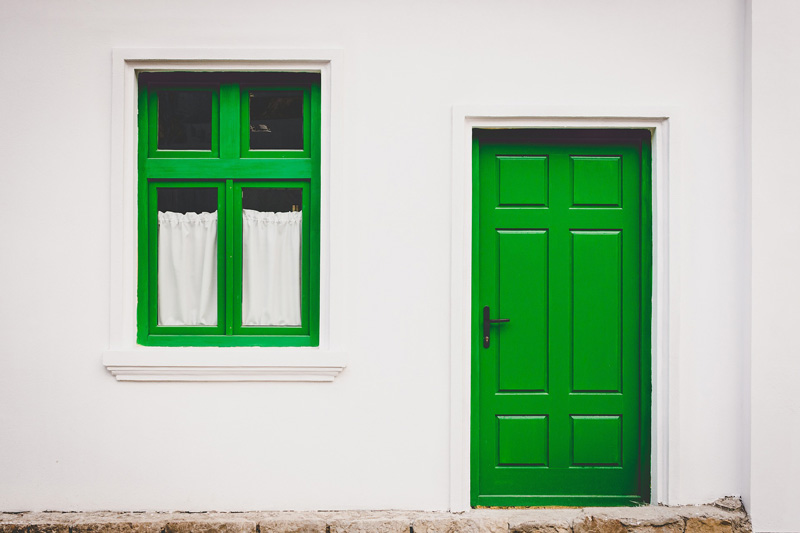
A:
[{"xmin": 137, "ymin": 72, "xmax": 320, "ymax": 347}]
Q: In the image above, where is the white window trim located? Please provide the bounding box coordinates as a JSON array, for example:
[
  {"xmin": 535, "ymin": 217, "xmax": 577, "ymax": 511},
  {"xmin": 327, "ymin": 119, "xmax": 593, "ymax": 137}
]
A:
[
  {"xmin": 104, "ymin": 48, "xmax": 346, "ymax": 382},
  {"xmin": 448, "ymin": 107, "xmax": 679, "ymax": 510}
]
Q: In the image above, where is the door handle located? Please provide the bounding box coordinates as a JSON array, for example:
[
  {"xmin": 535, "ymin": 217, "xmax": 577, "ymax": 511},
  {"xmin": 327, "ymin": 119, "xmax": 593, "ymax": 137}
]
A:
[{"xmin": 483, "ymin": 306, "xmax": 510, "ymax": 348}]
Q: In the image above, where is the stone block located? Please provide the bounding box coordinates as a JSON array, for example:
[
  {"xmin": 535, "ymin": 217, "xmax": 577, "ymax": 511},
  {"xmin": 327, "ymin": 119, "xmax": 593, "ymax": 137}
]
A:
[
  {"xmin": 71, "ymin": 515, "xmax": 166, "ymax": 533},
  {"xmin": 412, "ymin": 514, "xmax": 507, "ymax": 533},
  {"xmin": 509, "ymin": 522, "xmax": 570, "ymax": 533},
  {"xmin": 574, "ymin": 507, "xmax": 684, "ymax": 533},
  {"xmin": 20, "ymin": 524, "xmax": 71, "ymax": 533},
  {"xmin": 713, "ymin": 498, "xmax": 744, "ymax": 513},
  {"xmin": 0, "ymin": 524, "xmax": 28, "ymax": 533},
  {"xmin": 731, "ymin": 517, "xmax": 752, "ymax": 533},
  {"xmin": 258, "ymin": 516, "xmax": 327, "ymax": 533},
  {"xmin": 1, "ymin": 514, "xmax": 72, "ymax": 533},
  {"xmin": 679, "ymin": 504, "xmax": 750, "ymax": 533},
  {"xmin": 164, "ymin": 517, "xmax": 256, "ymax": 533},
  {"xmin": 506, "ymin": 509, "xmax": 579, "ymax": 533},
  {"xmin": 327, "ymin": 516, "xmax": 411, "ymax": 533},
  {"xmin": 572, "ymin": 516, "xmax": 627, "ymax": 533},
  {"xmin": 685, "ymin": 517, "xmax": 733, "ymax": 533}
]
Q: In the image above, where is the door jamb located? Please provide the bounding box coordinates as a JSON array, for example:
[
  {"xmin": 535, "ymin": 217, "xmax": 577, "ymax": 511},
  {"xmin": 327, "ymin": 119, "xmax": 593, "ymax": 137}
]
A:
[{"xmin": 449, "ymin": 107, "xmax": 677, "ymax": 511}]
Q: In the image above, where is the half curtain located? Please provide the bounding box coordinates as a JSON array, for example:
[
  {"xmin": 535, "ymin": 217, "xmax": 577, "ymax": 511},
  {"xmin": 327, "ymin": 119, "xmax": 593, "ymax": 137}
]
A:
[{"xmin": 157, "ymin": 209, "xmax": 302, "ymax": 327}]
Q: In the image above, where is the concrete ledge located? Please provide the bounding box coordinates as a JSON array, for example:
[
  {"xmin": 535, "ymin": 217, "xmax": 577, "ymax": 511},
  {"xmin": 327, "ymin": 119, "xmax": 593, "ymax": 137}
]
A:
[{"xmin": 0, "ymin": 499, "xmax": 751, "ymax": 533}]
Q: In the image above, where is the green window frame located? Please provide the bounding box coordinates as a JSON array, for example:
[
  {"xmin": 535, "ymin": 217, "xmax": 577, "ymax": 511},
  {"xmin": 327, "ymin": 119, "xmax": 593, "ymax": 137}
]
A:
[{"xmin": 136, "ymin": 72, "xmax": 321, "ymax": 347}]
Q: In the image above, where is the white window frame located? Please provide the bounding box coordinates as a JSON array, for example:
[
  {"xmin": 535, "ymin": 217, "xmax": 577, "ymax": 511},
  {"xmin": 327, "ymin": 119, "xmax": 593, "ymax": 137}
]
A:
[
  {"xmin": 448, "ymin": 107, "xmax": 679, "ymax": 509},
  {"xmin": 103, "ymin": 49, "xmax": 346, "ymax": 382}
]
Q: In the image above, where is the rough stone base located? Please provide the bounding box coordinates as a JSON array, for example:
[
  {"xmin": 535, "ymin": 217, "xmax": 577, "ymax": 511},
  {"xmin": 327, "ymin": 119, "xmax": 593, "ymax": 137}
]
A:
[{"xmin": 0, "ymin": 498, "xmax": 751, "ymax": 533}]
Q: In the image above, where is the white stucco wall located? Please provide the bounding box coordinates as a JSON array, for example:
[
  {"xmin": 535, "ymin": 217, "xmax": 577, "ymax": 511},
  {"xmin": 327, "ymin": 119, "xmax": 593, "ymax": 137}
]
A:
[
  {"xmin": 0, "ymin": 0, "xmax": 749, "ymax": 515},
  {"xmin": 750, "ymin": 1, "xmax": 800, "ymax": 531}
]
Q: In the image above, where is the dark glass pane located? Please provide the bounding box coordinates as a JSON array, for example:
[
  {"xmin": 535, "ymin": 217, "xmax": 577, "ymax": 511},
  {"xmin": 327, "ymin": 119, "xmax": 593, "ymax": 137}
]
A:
[
  {"xmin": 156, "ymin": 187, "xmax": 218, "ymax": 327},
  {"xmin": 158, "ymin": 91, "xmax": 212, "ymax": 150},
  {"xmin": 242, "ymin": 187, "xmax": 302, "ymax": 212},
  {"xmin": 249, "ymin": 91, "xmax": 303, "ymax": 150},
  {"xmin": 157, "ymin": 187, "xmax": 217, "ymax": 214}
]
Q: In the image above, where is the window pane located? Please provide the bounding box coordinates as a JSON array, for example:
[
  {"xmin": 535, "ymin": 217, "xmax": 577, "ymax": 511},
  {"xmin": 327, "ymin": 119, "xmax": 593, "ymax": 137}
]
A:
[
  {"xmin": 249, "ymin": 91, "xmax": 303, "ymax": 150},
  {"xmin": 158, "ymin": 91, "xmax": 212, "ymax": 150},
  {"xmin": 242, "ymin": 188, "xmax": 302, "ymax": 326},
  {"xmin": 157, "ymin": 187, "xmax": 218, "ymax": 326}
]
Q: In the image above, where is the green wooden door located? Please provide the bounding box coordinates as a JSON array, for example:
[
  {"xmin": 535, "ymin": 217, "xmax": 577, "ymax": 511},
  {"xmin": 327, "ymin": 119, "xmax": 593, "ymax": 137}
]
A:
[{"xmin": 472, "ymin": 130, "xmax": 652, "ymax": 506}]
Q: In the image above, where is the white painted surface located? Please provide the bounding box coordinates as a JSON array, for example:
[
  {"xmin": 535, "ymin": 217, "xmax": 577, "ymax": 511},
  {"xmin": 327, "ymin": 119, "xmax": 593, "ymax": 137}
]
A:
[
  {"xmin": 0, "ymin": 0, "xmax": 749, "ymax": 515},
  {"xmin": 750, "ymin": 1, "xmax": 800, "ymax": 531}
]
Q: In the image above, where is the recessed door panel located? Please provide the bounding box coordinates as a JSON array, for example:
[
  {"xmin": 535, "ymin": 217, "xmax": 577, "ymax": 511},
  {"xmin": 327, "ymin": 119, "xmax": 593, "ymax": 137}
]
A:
[
  {"xmin": 571, "ymin": 415, "xmax": 623, "ymax": 466},
  {"xmin": 498, "ymin": 156, "xmax": 549, "ymax": 206},
  {"xmin": 572, "ymin": 156, "xmax": 622, "ymax": 207},
  {"xmin": 497, "ymin": 415, "xmax": 549, "ymax": 466},
  {"xmin": 571, "ymin": 230, "xmax": 622, "ymax": 393},
  {"xmin": 497, "ymin": 230, "xmax": 548, "ymax": 392}
]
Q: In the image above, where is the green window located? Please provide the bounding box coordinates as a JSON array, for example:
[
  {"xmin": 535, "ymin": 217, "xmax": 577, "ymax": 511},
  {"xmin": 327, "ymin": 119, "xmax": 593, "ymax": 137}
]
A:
[{"xmin": 137, "ymin": 72, "xmax": 320, "ymax": 347}]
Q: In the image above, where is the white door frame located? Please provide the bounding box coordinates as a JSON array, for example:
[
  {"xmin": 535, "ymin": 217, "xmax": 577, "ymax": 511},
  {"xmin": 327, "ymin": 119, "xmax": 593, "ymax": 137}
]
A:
[{"xmin": 448, "ymin": 106, "xmax": 679, "ymax": 510}]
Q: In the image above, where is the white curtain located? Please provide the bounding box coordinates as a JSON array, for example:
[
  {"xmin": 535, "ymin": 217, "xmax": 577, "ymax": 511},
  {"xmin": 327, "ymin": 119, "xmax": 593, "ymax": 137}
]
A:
[
  {"xmin": 157, "ymin": 211, "xmax": 218, "ymax": 326},
  {"xmin": 242, "ymin": 209, "xmax": 302, "ymax": 326}
]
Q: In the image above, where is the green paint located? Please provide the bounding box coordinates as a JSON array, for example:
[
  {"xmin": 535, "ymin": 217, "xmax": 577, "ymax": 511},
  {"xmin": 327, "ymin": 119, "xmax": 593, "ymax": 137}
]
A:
[
  {"xmin": 572, "ymin": 416, "xmax": 622, "ymax": 466},
  {"xmin": 226, "ymin": 178, "xmax": 235, "ymax": 337},
  {"xmin": 472, "ymin": 130, "xmax": 652, "ymax": 507},
  {"xmin": 497, "ymin": 416, "xmax": 549, "ymax": 466},
  {"xmin": 136, "ymin": 73, "xmax": 321, "ymax": 347},
  {"xmin": 219, "ymin": 84, "xmax": 241, "ymax": 160},
  {"xmin": 143, "ymin": 158, "xmax": 314, "ymax": 180},
  {"xmin": 498, "ymin": 157, "xmax": 549, "ymax": 207},
  {"xmin": 572, "ymin": 156, "xmax": 622, "ymax": 206}
]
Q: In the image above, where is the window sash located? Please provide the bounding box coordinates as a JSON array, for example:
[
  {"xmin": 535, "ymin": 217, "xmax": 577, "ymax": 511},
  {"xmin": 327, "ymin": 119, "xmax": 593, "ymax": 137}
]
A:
[
  {"xmin": 240, "ymin": 86, "xmax": 312, "ymax": 159},
  {"xmin": 147, "ymin": 86, "xmax": 220, "ymax": 159},
  {"xmin": 148, "ymin": 181, "xmax": 226, "ymax": 336},
  {"xmin": 233, "ymin": 181, "xmax": 311, "ymax": 336}
]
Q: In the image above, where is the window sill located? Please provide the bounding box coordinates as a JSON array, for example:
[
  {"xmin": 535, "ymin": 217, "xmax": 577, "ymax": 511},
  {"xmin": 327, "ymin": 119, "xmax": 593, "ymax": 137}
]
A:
[{"xmin": 102, "ymin": 348, "xmax": 346, "ymax": 382}]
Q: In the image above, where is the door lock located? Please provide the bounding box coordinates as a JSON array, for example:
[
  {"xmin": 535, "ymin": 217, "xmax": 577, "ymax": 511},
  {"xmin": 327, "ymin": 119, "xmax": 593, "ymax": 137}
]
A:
[{"xmin": 483, "ymin": 306, "xmax": 510, "ymax": 348}]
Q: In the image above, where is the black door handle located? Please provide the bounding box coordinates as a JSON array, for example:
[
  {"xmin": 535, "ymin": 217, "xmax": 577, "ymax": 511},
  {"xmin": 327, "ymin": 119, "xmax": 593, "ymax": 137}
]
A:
[{"xmin": 483, "ymin": 306, "xmax": 510, "ymax": 348}]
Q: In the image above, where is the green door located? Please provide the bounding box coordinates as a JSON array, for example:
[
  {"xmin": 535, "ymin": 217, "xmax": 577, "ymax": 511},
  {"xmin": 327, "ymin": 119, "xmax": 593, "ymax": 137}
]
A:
[{"xmin": 472, "ymin": 130, "xmax": 652, "ymax": 506}]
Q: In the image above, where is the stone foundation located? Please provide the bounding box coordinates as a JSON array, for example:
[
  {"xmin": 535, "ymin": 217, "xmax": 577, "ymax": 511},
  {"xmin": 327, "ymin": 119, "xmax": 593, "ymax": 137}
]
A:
[{"xmin": 0, "ymin": 498, "xmax": 751, "ymax": 533}]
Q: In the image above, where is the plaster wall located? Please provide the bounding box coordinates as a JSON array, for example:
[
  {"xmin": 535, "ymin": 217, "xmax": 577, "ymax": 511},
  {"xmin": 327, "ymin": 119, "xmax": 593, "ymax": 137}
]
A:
[
  {"xmin": 0, "ymin": 0, "xmax": 748, "ymax": 513},
  {"xmin": 750, "ymin": 1, "xmax": 800, "ymax": 531}
]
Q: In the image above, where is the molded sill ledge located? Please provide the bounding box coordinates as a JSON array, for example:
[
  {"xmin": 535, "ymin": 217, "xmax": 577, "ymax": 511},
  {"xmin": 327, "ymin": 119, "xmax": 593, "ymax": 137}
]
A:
[{"xmin": 102, "ymin": 349, "xmax": 346, "ymax": 382}]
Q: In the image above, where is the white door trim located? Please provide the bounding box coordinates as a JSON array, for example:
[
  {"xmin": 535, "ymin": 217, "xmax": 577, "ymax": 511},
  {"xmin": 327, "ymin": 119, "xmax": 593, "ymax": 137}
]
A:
[{"xmin": 449, "ymin": 107, "xmax": 679, "ymax": 510}]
